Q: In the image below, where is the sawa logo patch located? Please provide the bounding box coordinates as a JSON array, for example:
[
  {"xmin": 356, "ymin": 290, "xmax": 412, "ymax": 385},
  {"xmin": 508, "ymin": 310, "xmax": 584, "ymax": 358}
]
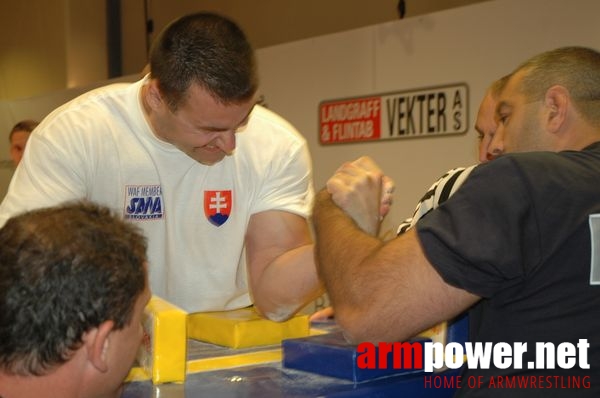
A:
[
  {"xmin": 204, "ymin": 190, "xmax": 232, "ymax": 227},
  {"xmin": 124, "ymin": 185, "xmax": 164, "ymax": 220}
]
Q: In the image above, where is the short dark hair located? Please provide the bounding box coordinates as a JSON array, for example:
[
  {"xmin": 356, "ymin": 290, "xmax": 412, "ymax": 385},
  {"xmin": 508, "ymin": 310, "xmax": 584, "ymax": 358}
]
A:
[
  {"xmin": 514, "ymin": 46, "xmax": 600, "ymax": 126},
  {"xmin": 9, "ymin": 119, "xmax": 39, "ymax": 141},
  {"xmin": 0, "ymin": 202, "xmax": 147, "ymax": 376},
  {"xmin": 149, "ymin": 12, "xmax": 258, "ymax": 110}
]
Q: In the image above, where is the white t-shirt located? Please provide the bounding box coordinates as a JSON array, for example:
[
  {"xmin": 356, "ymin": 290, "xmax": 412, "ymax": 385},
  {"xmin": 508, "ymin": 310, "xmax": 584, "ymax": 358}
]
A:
[{"xmin": 0, "ymin": 79, "xmax": 314, "ymax": 313}]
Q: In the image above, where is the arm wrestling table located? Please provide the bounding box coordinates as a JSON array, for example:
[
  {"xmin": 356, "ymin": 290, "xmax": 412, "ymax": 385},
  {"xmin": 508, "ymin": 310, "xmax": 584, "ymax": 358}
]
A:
[{"xmin": 121, "ymin": 319, "xmax": 462, "ymax": 398}]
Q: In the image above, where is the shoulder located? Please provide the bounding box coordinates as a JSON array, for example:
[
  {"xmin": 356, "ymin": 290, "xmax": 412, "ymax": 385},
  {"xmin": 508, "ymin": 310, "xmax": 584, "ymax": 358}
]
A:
[
  {"xmin": 245, "ymin": 105, "xmax": 306, "ymax": 146},
  {"xmin": 471, "ymin": 151, "xmax": 567, "ymax": 184},
  {"xmin": 448, "ymin": 154, "xmax": 547, "ymax": 211},
  {"xmin": 34, "ymin": 81, "xmax": 140, "ymax": 141},
  {"xmin": 60, "ymin": 81, "xmax": 136, "ymax": 112}
]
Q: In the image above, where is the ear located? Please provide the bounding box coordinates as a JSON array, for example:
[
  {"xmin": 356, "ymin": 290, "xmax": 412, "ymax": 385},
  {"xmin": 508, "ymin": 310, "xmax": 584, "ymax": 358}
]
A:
[
  {"xmin": 145, "ymin": 79, "xmax": 165, "ymax": 111},
  {"xmin": 543, "ymin": 85, "xmax": 570, "ymax": 134},
  {"xmin": 83, "ymin": 320, "xmax": 115, "ymax": 373}
]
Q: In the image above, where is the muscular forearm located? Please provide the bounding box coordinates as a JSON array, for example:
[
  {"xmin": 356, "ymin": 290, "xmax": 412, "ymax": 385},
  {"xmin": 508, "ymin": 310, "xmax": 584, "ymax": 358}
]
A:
[
  {"xmin": 313, "ymin": 189, "xmax": 384, "ymax": 329},
  {"xmin": 251, "ymin": 243, "xmax": 324, "ymax": 322},
  {"xmin": 314, "ymin": 188, "xmax": 479, "ymax": 343}
]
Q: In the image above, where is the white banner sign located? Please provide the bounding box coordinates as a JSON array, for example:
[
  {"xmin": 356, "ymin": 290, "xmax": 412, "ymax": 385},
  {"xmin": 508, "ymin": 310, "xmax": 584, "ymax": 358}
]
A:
[{"xmin": 319, "ymin": 83, "xmax": 469, "ymax": 145}]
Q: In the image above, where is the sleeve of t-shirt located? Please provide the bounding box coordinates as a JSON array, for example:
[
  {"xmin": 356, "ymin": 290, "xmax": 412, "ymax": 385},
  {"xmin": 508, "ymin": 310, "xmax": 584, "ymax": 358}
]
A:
[
  {"xmin": 416, "ymin": 157, "xmax": 542, "ymax": 298},
  {"xmin": 252, "ymin": 138, "xmax": 314, "ymax": 219}
]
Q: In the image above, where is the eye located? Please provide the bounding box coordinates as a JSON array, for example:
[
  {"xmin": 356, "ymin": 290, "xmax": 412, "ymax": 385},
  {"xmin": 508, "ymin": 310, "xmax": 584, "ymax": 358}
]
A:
[{"xmin": 496, "ymin": 114, "xmax": 509, "ymax": 125}]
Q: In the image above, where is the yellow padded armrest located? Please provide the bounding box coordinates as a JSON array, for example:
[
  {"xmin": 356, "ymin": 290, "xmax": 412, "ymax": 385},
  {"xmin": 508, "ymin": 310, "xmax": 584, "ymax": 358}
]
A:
[
  {"xmin": 187, "ymin": 307, "xmax": 310, "ymax": 349},
  {"xmin": 136, "ymin": 296, "xmax": 188, "ymax": 384}
]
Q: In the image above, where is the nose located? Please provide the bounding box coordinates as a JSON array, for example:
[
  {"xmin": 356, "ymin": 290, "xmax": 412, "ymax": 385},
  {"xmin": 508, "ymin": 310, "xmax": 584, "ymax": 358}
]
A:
[
  {"xmin": 478, "ymin": 136, "xmax": 491, "ymax": 163},
  {"xmin": 216, "ymin": 130, "xmax": 236, "ymax": 154},
  {"xmin": 486, "ymin": 129, "xmax": 504, "ymax": 161}
]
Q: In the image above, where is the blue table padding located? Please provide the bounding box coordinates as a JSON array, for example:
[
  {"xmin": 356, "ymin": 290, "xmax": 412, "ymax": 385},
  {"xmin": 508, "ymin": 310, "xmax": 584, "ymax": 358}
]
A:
[
  {"xmin": 283, "ymin": 312, "xmax": 469, "ymax": 383},
  {"xmin": 283, "ymin": 331, "xmax": 429, "ymax": 382},
  {"xmin": 447, "ymin": 312, "xmax": 469, "ymax": 347}
]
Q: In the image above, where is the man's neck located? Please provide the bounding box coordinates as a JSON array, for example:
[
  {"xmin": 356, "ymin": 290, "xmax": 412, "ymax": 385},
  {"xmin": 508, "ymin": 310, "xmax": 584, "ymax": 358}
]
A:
[{"xmin": 0, "ymin": 372, "xmax": 78, "ymax": 398}]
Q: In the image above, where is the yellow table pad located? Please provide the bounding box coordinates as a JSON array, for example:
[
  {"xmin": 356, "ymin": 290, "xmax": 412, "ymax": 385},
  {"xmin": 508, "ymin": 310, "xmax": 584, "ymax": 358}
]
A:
[
  {"xmin": 187, "ymin": 348, "xmax": 282, "ymax": 373},
  {"xmin": 417, "ymin": 321, "xmax": 448, "ymax": 345},
  {"xmin": 134, "ymin": 296, "xmax": 188, "ymax": 384},
  {"xmin": 187, "ymin": 307, "xmax": 310, "ymax": 349}
]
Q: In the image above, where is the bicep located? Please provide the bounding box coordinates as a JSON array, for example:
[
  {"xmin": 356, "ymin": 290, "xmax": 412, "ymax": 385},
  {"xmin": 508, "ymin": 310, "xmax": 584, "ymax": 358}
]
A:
[{"xmin": 245, "ymin": 210, "xmax": 312, "ymax": 282}]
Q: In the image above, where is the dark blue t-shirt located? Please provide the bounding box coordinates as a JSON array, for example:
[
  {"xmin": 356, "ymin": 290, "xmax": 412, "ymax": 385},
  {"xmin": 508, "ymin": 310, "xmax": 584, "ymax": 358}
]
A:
[{"xmin": 417, "ymin": 142, "xmax": 600, "ymax": 397}]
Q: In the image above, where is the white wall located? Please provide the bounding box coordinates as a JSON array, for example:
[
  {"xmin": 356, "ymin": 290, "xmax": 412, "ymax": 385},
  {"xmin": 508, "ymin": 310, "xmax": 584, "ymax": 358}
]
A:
[{"xmin": 256, "ymin": 0, "xmax": 600, "ymax": 234}]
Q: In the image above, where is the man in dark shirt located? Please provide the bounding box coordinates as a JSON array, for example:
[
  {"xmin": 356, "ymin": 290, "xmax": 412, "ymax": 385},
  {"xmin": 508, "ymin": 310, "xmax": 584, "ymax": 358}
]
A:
[{"xmin": 313, "ymin": 46, "xmax": 600, "ymax": 396}]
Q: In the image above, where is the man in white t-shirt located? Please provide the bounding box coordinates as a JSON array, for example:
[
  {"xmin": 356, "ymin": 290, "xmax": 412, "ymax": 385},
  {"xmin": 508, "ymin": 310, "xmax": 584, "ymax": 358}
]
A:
[{"xmin": 0, "ymin": 13, "xmax": 321, "ymax": 320}]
